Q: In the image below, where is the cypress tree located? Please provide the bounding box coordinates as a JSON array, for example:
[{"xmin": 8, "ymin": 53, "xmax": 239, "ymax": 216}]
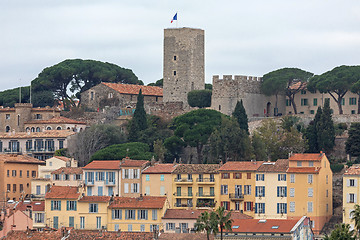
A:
[
  {"xmin": 317, "ymin": 98, "xmax": 335, "ymax": 152},
  {"xmin": 346, "ymin": 123, "xmax": 360, "ymax": 157},
  {"xmin": 128, "ymin": 89, "xmax": 148, "ymax": 142},
  {"xmin": 232, "ymin": 100, "xmax": 249, "ymax": 134}
]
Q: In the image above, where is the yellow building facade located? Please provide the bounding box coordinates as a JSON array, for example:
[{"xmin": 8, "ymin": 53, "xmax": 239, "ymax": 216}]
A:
[
  {"xmin": 343, "ymin": 165, "xmax": 360, "ymax": 230},
  {"xmin": 77, "ymin": 196, "xmax": 111, "ymax": 230}
]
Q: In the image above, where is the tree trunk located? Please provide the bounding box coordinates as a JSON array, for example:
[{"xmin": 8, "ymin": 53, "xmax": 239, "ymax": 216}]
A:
[
  {"xmin": 207, "ymin": 231, "xmax": 210, "ymax": 240},
  {"xmin": 221, "ymin": 226, "xmax": 223, "ymax": 240},
  {"xmin": 290, "ymin": 96, "xmax": 297, "ymax": 114},
  {"xmin": 196, "ymin": 144, "xmax": 203, "ymax": 164},
  {"xmin": 337, "ymin": 99, "xmax": 343, "ymax": 115}
]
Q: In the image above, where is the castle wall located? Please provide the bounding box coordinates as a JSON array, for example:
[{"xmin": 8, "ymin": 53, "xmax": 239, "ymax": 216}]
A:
[
  {"xmin": 211, "ymin": 75, "xmax": 286, "ymax": 119},
  {"xmin": 163, "ymin": 28, "xmax": 205, "ymax": 109}
]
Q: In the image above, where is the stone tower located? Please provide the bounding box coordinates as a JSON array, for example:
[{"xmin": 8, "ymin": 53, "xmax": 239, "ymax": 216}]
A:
[{"xmin": 163, "ymin": 28, "xmax": 205, "ymax": 109}]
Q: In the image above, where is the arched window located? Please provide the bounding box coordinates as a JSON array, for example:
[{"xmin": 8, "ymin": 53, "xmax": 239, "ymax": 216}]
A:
[
  {"xmin": 46, "ymin": 127, "xmax": 52, "ymax": 130},
  {"xmin": 25, "ymin": 127, "xmax": 30, "ymax": 132},
  {"xmin": 56, "ymin": 127, "xmax": 62, "ymax": 130},
  {"xmin": 31, "ymin": 127, "xmax": 35, "ymax": 132},
  {"xmin": 67, "ymin": 127, "xmax": 70, "ymax": 130},
  {"xmin": 36, "ymin": 127, "xmax": 41, "ymax": 132},
  {"xmin": 5, "ymin": 126, "xmax": 10, "ymax": 132}
]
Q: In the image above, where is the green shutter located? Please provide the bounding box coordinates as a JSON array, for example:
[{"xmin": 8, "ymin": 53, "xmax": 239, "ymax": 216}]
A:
[{"xmin": 67, "ymin": 201, "xmax": 69, "ymax": 211}]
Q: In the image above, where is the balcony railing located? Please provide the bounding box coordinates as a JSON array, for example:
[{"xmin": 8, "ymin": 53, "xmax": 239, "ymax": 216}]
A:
[
  {"xmin": 196, "ymin": 178, "xmax": 215, "ymax": 183},
  {"xmin": 174, "ymin": 203, "xmax": 193, "ymax": 208},
  {"xmin": 196, "ymin": 202, "xmax": 215, "ymax": 208},
  {"xmin": 105, "ymin": 181, "xmax": 116, "ymax": 186},
  {"xmin": 174, "ymin": 193, "xmax": 193, "ymax": 197},
  {"xmin": 229, "ymin": 193, "xmax": 244, "ymax": 200},
  {"xmin": 26, "ymin": 148, "xmax": 56, "ymax": 153},
  {"xmin": 85, "ymin": 180, "xmax": 95, "ymax": 186},
  {"xmin": 196, "ymin": 192, "xmax": 215, "ymax": 197},
  {"xmin": 174, "ymin": 178, "xmax": 193, "ymax": 183},
  {"xmin": 3, "ymin": 148, "xmax": 22, "ymax": 153}
]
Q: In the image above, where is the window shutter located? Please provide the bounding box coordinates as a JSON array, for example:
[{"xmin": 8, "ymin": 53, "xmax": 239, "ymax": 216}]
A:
[
  {"xmin": 124, "ymin": 183, "xmax": 129, "ymax": 193},
  {"xmin": 136, "ymin": 183, "xmax": 139, "ymax": 193},
  {"xmin": 85, "ymin": 172, "xmax": 88, "ymax": 184},
  {"xmin": 138, "ymin": 210, "xmax": 141, "ymax": 220},
  {"xmin": 254, "ymin": 203, "xmax": 258, "ymax": 213},
  {"xmin": 250, "ymin": 202, "xmax": 253, "ymax": 211},
  {"xmin": 277, "ymin": 203, "xmax": 280, "ymax": 214},
  {"xmin": 137, "ymin": 169, "xmax": 140, "ymax": 179},
  {"xmin": 130, "ymin": 169, "xmax": 133, "ymax": 179},
  {"xmin": 51, "ymin": 200, "xmax": 54, "ymax": 211},
  {"xmin": 284, "ymin": 174, "xmax": 286, "ymax": 181},
  {"xmin": 59, "ymin": 201, "xmax": 61, "ymax": 211},
  {"xmin": 122, "ymin": 169, "xmax": 125, "ymax": 179},
  {"xmin": 277, "ymin": 187, "xmax": 279, "ymax": 197},
  {"xmin": 112, "ymin": 210, "xmax": 115, "ymax": 219},
  {"xmin": 347, "ymin": 179, "xmax": 350, "ymax": 187},
  {"xmin": 284, "ymin": 187, "xmax": 287, "ymax": 197},
  {"xmin": 131, "ymin": 184, "xmax": 134, "ymax": 193},
  {"xmin": 278, "ymin": 174, "xmax": 280, "ymax": 181},
  {"xmin": 119, "ymin": 210, "xmax": 122, "ymax": 219},
  {"xmin": 239, "ymin": 173, "xmax": 242, "ymax": 179},
  {"xmin": 74, "ymin": 201, "xmax": 77, "ymax": 211},
  {"xmin": 95, "ymin": 172, "xmax": 98, "ymax": 181},
  {"xmin": 264, "ymin": 204, "xmax": 266, "ymax": 213},
  {"xmin": 263, "ymin": 187, "xmax": 266, "ymax": 197},
  {"xmin": 285, "ymin": 203, "xmax": 287, "ymax": 214},
  {"xmin": 67, "ymin": 201, "xmax": 69, "ymax": 211},
  {"xmin": 125, "ymin": 210, "xmax": 128, "ymax": 220},
  {"xmin": 145, "ymin": 210, "xmax": 148, "ymax": 220},
  {"xmin": 355, "ymin": 194, "xmax": 358, "ymax": 203},
  {"xmin": 347, "ymin": 194, "xmax": 350, "ymax": 203}
]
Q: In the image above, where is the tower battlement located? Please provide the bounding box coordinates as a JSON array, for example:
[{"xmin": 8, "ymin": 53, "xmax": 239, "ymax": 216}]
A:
[{"xmin": 212, "ymin": 75, "xmax": 263, "ymax": 95}]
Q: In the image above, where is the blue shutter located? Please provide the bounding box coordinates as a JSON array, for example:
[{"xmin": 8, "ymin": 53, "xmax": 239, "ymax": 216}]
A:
[
  {"xmin": 277, "ymin": 187, "xmax": 279, "ymax": 197},
  {"xmin": 284, "ymin": 174, "xmax": 286, "ymax": 181},
  {"xmin": 255, "ymin": 186, "xmax": 258, "ymax": 197},
  {"xmin": 138, "ymin": 210, "xmax": 141, "ymax": 220},
  {"xmin": 285, "ymin": 203, "xmax": 287, "ymax": 214},
  {"xmin": 277, "ymin": 203, "xmax": 279, "ymax": 214},
  {"xmin": 59, "ymin": 201, "xmax": 61, "ymax": 210},
  {"xmin": 112, "ymin": 210, "xmax": 115, "ymax": 219},
  {"xmin": 254, "ymin": 203, "xmax": 258, "ymax": 213},
  {"xmin": 67, "ymin": 201, "xmax": 69, "ymax": 211},
  {"xmin": 256, "ymin": 174, "xmax": 258, "ymax": 181},
  {"xmin": 278, "ymin": 174, "xmax": 280, "ymax": 181},
  {"xmin": 106, "ymin": 172, "xmax": 109, "ymax": 184},
  {"xmin": 263, "ymin": 203, "xmax": 266, "ymax": 214},
  {"xmin": 96, "ymin": 172, "xmax": 98, "ymax": 181},
  {"xmin": 125, "ymin": 210, "xmax": 128, "ymax": 220},
  {"xmin": 85, "ymin": 172, "xmax": 88, "ymax": 185},
  {"xmin": 145, "ymin": 210, "xmax": 148, "ymax": 220},
  {"xmin": 285, "ymin": 187, "xmax": 287, "ymax": 197},
  {"xmin": 51, "ymin": 200, "xmax": 54, "ymax": 210}
]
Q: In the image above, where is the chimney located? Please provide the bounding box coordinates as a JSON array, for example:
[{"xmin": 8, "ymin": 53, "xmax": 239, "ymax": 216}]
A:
[{"xmin": 138, "ymin": 193, "xmax": 143, "ymax": 201}]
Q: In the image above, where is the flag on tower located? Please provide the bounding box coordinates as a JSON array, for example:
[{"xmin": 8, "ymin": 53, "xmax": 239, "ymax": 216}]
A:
[{"xmin": 171, "ymin": 13, "xmax": 177, "ymax": 23}]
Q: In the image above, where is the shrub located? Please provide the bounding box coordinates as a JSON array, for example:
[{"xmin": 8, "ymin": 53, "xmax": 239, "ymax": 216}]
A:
[{"xmin": 330, "ymin": 163, "xmax": 344, "ymax": 173}]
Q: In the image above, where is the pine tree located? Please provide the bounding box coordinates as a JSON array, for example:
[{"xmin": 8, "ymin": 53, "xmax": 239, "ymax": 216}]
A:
[
  {"xmin": 232, "ymin": 100, "xmax": 249, "ymax": 134},
  {"xmin": 128, "ymin": 89, "xmax": 148, "ymax": 142},
  {"xmin": 305, "ymin": 107, "xmax": 322, "ymax": 153},
  {"xmin": 317, "ymin": 98, "xmax": 335, "ymax": 152},
  {"xmin": 346, "ymin": 123, "xmax": 360, "ymax": 157}
]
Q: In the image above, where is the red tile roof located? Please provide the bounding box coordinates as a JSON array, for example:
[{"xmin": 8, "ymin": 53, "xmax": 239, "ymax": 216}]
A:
[
  {"xmin": 51, "ymin": 167, "xmax": 83, "ymax": 175},
  {"xmin": 0, "ymin": 154, "xmax": 45, "ymax": 165},
  {"xmin": 0, "ymin": 130, "xmax": 76, "ymax": 139},
  {"xmin": 143, "ymin": 164, "xmax": 177, "ymax": 174},
  {"xmin": 121, "ymin": 157, "xmax": 149, "ymax": 167},
  {"xmin": 52, "ymin": 156, "xmax": 72, "ymax": 162},
  {"xmin": 16, "ymin": 201, "xmax": 45, "ymax": 212},
  {"xmin": 109, "ymin": 196, "xmax": 167, "ymax": 209},
  {"xmin": 219, "ymin": 161, "xmax": 264, "ymax": 171},
  {"xmin": 102, "ymin": 82, "xmax": 163, "ymax": 97},
  {"xmin": 289, "ymin": 81, "xmax": 307, "ymax": 90},
  {"xmin": 289, "ymin": 153, "xmax": 324, "ymax": 161},
  {"xmin": 25, "ymin": 116, "xmax": 86, "ymax": 125},
  {"xmin": 287, "ymin": 167, "xmax": 321, "ymax": 173},
  {"xmin": 257, "ymin": 159, "xmax": 289, "ymax": 172},
  {"xmin": 162, "ymin": 209, "xmax": 252, "ymax": 220},
  {"xmin": 83, "ymin": 160, "xmax": 121, "ymax": 170},
  {"xmin": 45, "ymin": 186, "xmax": 81, "ymax": 199},
  {"xmin": 229, "ymin": 219, "xmax": 300, "ymax": 233},
  {"xmin": 344, "ymin": 165, "xmax": 360, "ymax": 175},
  {"xmin": 159, "ymin": 233, "xmax": 214, "ymax": 240},
  {"xmin": 79, "ymin": 196, "xmax": 111, "ymax": 202}
]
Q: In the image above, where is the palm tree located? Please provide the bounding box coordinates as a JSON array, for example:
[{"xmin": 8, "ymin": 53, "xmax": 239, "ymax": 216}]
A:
[
  {"xmin": 351, "ymin": 204, "xmax": 360, "ymax": 236},
  {"xmin": 194, "ymin": 211, "xmax": 218, "ymax": 240},
  {"xmin": 215, "ymin": 206, "xmax": 233, "ymax": 240},
  {"xmin": 323, "ymin": 224, "xmax": 355, "ymax": 240}
]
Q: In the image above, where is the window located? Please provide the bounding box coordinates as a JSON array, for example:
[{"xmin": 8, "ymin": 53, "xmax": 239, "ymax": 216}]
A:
[
  {"xmin": 160, "ymin": 175, "xmax": 164, "ymax": 181},
  {"xmin": 112, "ymin": 209, "xmax": 122, "ymax": 219},
  {"xmin": 90, "ymin": 92, "xmax": 94, "ymax": 100},
  {"xmin": 244, "ymin": 202, "xmax": 253, "ymax": 211},
  {"xmin": 350, "ymin": 97, "xmax": 357, "ymax": 105},
  {"xmin": 313, "ymin": 98, "xmax": 318, "ymax": 106},
  {"xmin": 36, "ymin": 127, "xmax": 40, "ymax": 132},
  {"xmin": 66, "ymin": 201, "xmax": 77, "ymax": 211},
  {"xmin": 290, "ymin": 174, "xmax": 295, "ymax": 183},
  {"xmin": 80, "ymin": 217, "xmax": 85, "ymax": 229},
  {"xmin": 97, "ymin": 172, "xmax": 104, "ymax": 181},
  {"xmin": 7, "ymin": 184, "xmax": 10, "ymax": 192},
  {"xmin": 277, "ymin": 186, "xmax": 287, "ymax": 197},
  {"xmin": 98, "ymin": 186, "xmax": 103, "ymax": 196},
  {"xmin": 188, "ymin": 187, "xmax": 192, "ymax": 197},
  {"xmin": 235, "ymin": 201, "xmax": 240, "ymax": 211},
  {"xmin": 108, "ymin": 186, "xmax": 114, "ymax": 196},
  {"xmin": 5, "ymin": 114, "xmax": 10, "ymax": 120},
  {"xmin": 278, "ymin": 174, "xmax": 286, "ymax": 181},
  {"xmin": 326, "ymin": 204, "xmax": 329, "ymax": 212},
  {"xmin": 233, "ymin": 173, "xmax": 242, "ymax": 179},
  {"xmin": 352, "ymin": 110, "xmax": 356, "ymax": 114},
  {"xmin": 222, "ymin": 201, "xmax": 230, "ymax": 210},
  {"xmin": 5, "ymin": 126, "xmax": 10, "ymax": 132},
  {"xmin": 290, "ymin": 202, "xmax": 295, "ymax": 212},
  {"xmin": 310, "ymin": 110, "xmax": 315, "ymax": 114},
  {"xmin": 152, "ymin": 210, "xmax": 158, "ymax": 220},
  {"xmin": 308, "ymin": 188, "xmax": 313, "ymax": 197},
  {"xmin": 12, "ymin": 170, "xmax": 16, "ymax": 177},
  {"xmin": 13, "ymin": 184, "xmax": 16, "ymax": 192},
  {"xmin": 308, "ymin": 174, "xmax": 313, "ymax": 184},
  {"xmin": 173, "ymin": 55, "xmax": 177, "ymax": 61},
  {"xmin": 308, "ymin": 202, "xmax": 313, "ymax": 212},
  {"xmin": 138, "ymin": 210, "xmax": 148, "ymax": 220},
  {"xmin": 309, "ymin": 161, "xmax": 314, "ymax": 167},
  {"xmin": 7, "ymin": 170, "xmax": 9, "ymax": 177},
  {"xmin": 160, "ymin": 186, "xmax": 165, "ymax": 195},
  {"xmin": 173, "ymin": 71, "xmax": 176, "ymax": 76},
  {"xmin": 20, "ymin": 184, "xmax": 23, "ymax": 192},
  {"xmin": 133, "ymin": 169, "xmax": 139, "ymax": 179},
  {"xmin": 289, "ymin": 188, "xmax": 295, "ymax": 197},
  {"xmin": 301, "ymin": 98, "xmax": 308, "ymax": 106},
  {"xmin": 285, "ymin": 99, "xmax": 290, "ymax": 106},
  {"xmin": 301, "ymin": 90, "xmax": 306, "ymax": 95},
  {"xmin": 140, "ymin": 224, "xmax": 145, "ymax": 232},
  {"xmin": 51, "ymin": 200, "xmax": 61, "ymax": 210},
  {"xmin": 349, "ymin": 193, "xmax": 356, "ymax": 203},
  {"xmin": 255, "ymin": 203, "xmax": 265, "ymax": 214},
  {"xmin": 255, "ymin": 186, "xmax": 265, "ymax": 197},
  {"xmin": 341, "ymin": 98, "xmax": 345, "ymax": 105},
  {"xmin": 326, "ymin": 189, "xmax": 329, "ymax": 197},
  {"xmin": 256, "ymin": 174, "xmax": 264, "ymax": 181},
  {"xmin": 19, "ymin": 170, "xmax": 22, "ymax": 177},
  {"xmin": 126, "ymin": 210, "xmax": 136, "ymax": 220},
  {"xmin": 124, "ymin": 169, "xmax": 129, "ymax": 179},
  {"xmin": 297, "ymin": 161, "xmax": 302, "ymax": 167},
  {"xmin": 32, "ymin": 171, "xmax": 36, "ymax": 178},
  {"xmin": 326, "ymin": 175, "xmax": 328, "ymax": 184},
  {"xmin": 221, "ymin": 185, "xmax": 228, "ymax": 195},
  {"xmin": 247, "ymin": 173, "xmax": 251, "ymax": 179},
  {"xmin": 115, "ymin": 224, "xmax": 119, "ymax": 231},
  {"xmin": 131, "ymin": 183, "xmax": 139, "ymax": 193},
  {"xmin": 96, "ymin": 217, "xmax": 101, "ymax": 229},
  {"xmin": 188, "ymin": 174, "xmax": 193, "ymax": 180},
  {"xmin": 244, "ymin": 185, "xmax": 251, "ymax": 195},
  {"xmin": 59, "ymin": 140, "xmax": 64, "ymax": 149},
  {"xmin": 53, "ymin": 174, "xmax": 60, "ymax": 180},
  {"xmin": 89, "ymin": 203, "xmax": 98, "ymax": 213},
  {"xmin": 166, "ymin": 223, "xmax": 175, "ymax": 231},
  {"xmin": 221, "ymin": 173, "xmax": 229, "ymax": 179},
  {"xmin": 75, "ymin": 174, "xmax": 82, "ymax": 180},
  {"xmin": 349, "ymin": 179, "xmax": 356, "ymax": 187},
  {"xmin": 277, "ymin": 203, "xmax": 287, "ymax": 214},
  {"xmin": 35, "ymin": 213, "xmax": 44, "ymax": 223},
  {"xmin": 64, "ymin": 174, "xmax": 69, "ymax": 180}
]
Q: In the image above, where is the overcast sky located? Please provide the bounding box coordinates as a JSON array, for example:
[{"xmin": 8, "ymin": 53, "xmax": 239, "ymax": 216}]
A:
[{"xmin": 1, "ymin": 0, "xmax": 360, "ymax": 91}]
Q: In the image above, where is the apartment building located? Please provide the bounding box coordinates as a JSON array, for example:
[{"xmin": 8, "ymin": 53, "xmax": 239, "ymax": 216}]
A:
[
  {"xmin": 0, "ymin": 154, "xmax": 45, "ymax": 201},
  {"xmin": 78, "ymin": 196, "xmax": 111, "ymax": 230},
  {"xmin": 171, "ymin": 164, "xmax": 220, "ymax": 209},
  {"xmin": 24, "ymin": 116, "xmax": 86, "ymax": 133},
  {"xmin": 120, "ymin": 158, "xmax": 149, "ymax": 197},
  {"xmin": 343, "ymin": 164, "xmax": 360, "ymax": 230},
  {"xmin": 286, "ymin": 152, "xmax": 332, "ymax": 234},
  {"xmin": 218, "ymin": 161, "xmax": 264, "ymax": 217},
  {"xmin": 38, "ymin": 156, "xmax": 78, "ymax": 178},
  {"xmin": 51, "ymin": 167, "xmax": 83, "ymax": 186}
]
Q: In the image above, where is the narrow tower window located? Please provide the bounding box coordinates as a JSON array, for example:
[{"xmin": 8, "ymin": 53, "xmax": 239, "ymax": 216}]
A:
[
  {"xmin": 174, "ymin": 56, "xmax": 177, "ymax": 61},
  {"xmin": 174, "ymin": 71, "xmax": 176, "ymax": 76}
]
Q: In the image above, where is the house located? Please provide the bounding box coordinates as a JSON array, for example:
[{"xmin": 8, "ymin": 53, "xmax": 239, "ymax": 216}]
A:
[
  {"xmin": 0, "ymin": 202, "xmax": 33, "ymax": 238},
  {"xmin": 120, "ymin": 158, "xmax": 150, "ymax": 197},
  {"xmin": 107, "ymin": 195, "xmax": 168, "ymax": 232},
  {"xmin": 142, "ymin": 163, "xmax": 178, "ymax": 208},
  {"xmin": 171, "ymin": 164, "xmax": 220, "ymax": 209},
  {"xmin": 343, "ymin": 164, "xmax": 360, "ymax": 230},
  {"xmin": 78, "ymin": 195, "xmax": 111, "ymax": 230},
  {"xmin": 24, "ymin": 116, "xmax": 87, "ymax": 132},
  {"xmin": 0, "ymin": 154, "xmax": 45, "ymax": 201},
  {"xmin": 38, "ymin": 156, "xmax": 78, "ymax": 178},
  {"xmin": 0, "ymin": 130, "xmax": 76, "ymax": 160},
  {"xmin": 255, "ymin": 159, "xmax": 289, "ymax": 219},
  {"xmin": 51, "ymin": 167, "xmax": 83, "ymax": 186},
  {"xmin": 224, "ymin": 217, "xmax": 314, "ymax": 239},
  {"xmin": 15, "ymin": 200, "xmax": 46, "ymax": 230},
  {"xmin": 218, "ymin": 161, "xmax": 264, "ymax": 216},
  {"xmin": 286, "ymin": 152, "xmax": 332, "ymax": 235},
  {"xmin": 80, "ymin": 82, "xmax": 163, "ymax": 111}
]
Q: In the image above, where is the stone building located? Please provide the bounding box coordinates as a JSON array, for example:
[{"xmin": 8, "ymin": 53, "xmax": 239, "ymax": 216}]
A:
[
  {"xmin": 0, "ymin": 103, "xmax": 61, "ymax": 133},
  {"xmin": 163, "ymin": 28, "xmax": 205, "ymax": 109},
  {"xmin": 80, "ymin": 82, "xmax": 163, "ymax": 111},
  {"xmin": 211, "ymin": 75, "xmax": 286, "ymax": 118}
]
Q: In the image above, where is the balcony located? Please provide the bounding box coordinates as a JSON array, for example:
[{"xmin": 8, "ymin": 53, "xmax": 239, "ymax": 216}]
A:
[
  {"xmin": 196, "ymin": 201, "xmax": 215, "ymax": 208},
  {"xmin": 174, "ymin": 203, "xmax": 193, "ymax": 208},
  {"xmin": 105, "ymin": 181, "xmax": 116, "ymax": 186},
  {"xmin": 3, "ymin": 148, "xmax": 22, "ymax": 153},
  {"xmin": 174, "ymin": 178, "xmax": 193, "ymax": 184},
  {"xmin": 173, "ymin": 193, "xmax": 193, "ymax": 198},
  {"xmin": 196, "ymin": 178, "xmax": 215, "ymax": 184},
  {"xmin": 229, "ymin": 193, "xmax": 244, "ymax": 201},
  {"xmin": 196, "ymin": 192, "xmax": 215, "ymax": 198},
  {"xmin": 26, "ymin": 148, "xmax": 56, "ymax": 153},
  {"xmin": 85, "ymin": 180, "xmax": 95, "ymax": 186}
]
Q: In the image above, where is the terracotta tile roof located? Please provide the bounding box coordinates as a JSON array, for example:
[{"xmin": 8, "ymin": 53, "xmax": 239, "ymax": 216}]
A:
[
  {"xmin": 102, "ymin": 82, "xmax": 163, "ymax": 97},
  {"xmin": 16, "ymin": 201, "xmax": 45, "ymax": 212},
  {"xmin": 121, "ymin": 157, "xmax": 150, "ymax": 167},
  {"xmin": 159, "ymin": 233, "xmax": 214, "ymax": 240},
  {"xmin": 83, "ymin": 160, "xmax": 121, "ymax": 170},
  {"xmin": 51, "ymin": 167, "xmax": 83, "ymax": 175},
  {"xmin": 162, "ymin": 209, "xmax": 252, "ymax": 220},
  {"xmin": 25, "ymin": 116, "xmax": 86, "ymax": 125},
  {"xmin": 143, "ymin": 163, "xmax": 177, "ymax": 174},
  {"xmin": 219, "ymin": 161, "xmax": 264, "ymax": 172},
  {"xmin": 79, "ymin": 196, "xmax": 111, "ymax": 202},
  {"xmin": 0, "ymin": 154, "xmax": 45, "ymax": 165},
  {"xmin": 288, "ymin": 81, "xmax": 307, "ymax": 90},
  {"xmin": 0, "ymin": 130, "xmax": 76, "ymax": 139},
  {"xmin": 344, "ymin": 165, "xmax": 360, "ymax": 175},
  {"xmin": 289, "ymin": 153, "xmax": 324, "ymax": 161},
  {"xmin": 45, "ymin": 186, "xmax": 81, "ymax": 199},
  {"xmin": 52, "ymin": 156, "xmax": 72, "ymax": 162},
  {"xmin": 109, "ymin": 196, "xmax": 167, "ymax": 209},
  {"xmin": 258, "ymin": 159, "xmax": 289, "ymax": 172},
  {"xmin": 229, "ymin": 219, "xmax": 300, "ymax": 233},
  {"xmin": 5, "ymin": 229, "xmax": 62, "ymax": 240},
  {"xmin": 173, "ymin": 164, "xmax": 219, "ymax": 174},
  {"xmin": 286, "ymin": 167, "xmax": 321, "ymax": 173}
]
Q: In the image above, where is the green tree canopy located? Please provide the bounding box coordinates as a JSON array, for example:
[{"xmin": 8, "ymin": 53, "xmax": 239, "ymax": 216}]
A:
[
  {"xmin": 147, "ymin": 78, "xmax": 163, "ymax": 87},
  {"xmin": 194, "ymin": 211, "xmax": 218, "ymax": 240},
  {"xmin": 346, "ymin": 123, "xmax": 360, "ymax": 157},
  {"xmin": 251, "ymin": 132, "xmax": 267, "ymax": 161},
  {"xmin": 187, "ymin": 89, "xmax": 212, "ymax": 108},
  {"xmin": 128, "ymin": 89, "xmax": 148, "ymax": 142},
  {"xmin": 308, "ymin": 65, "xmax": 360, "ymax": 114},
  {"xmin": 350, "ymin": 71, "xmax": 360, "ymax": 114},
  {"xmin": 91, "ymin": 142, "xmax": 154, "ymax": 161},
  {"xmin": 205, "ymin": 83, "xmax": 213, "ymax": 90},
  {"xmin": 232, "ymin": 100, "xmax": 249, "ymax": 134},
  {"xmin": 261, "ymin": 68, "xmax": 313, "ymax": 114},
  {"xmin": 324, "ymin": 224, "xmax": 355, "ymax": 240},
  {"xmin": 32, "ymin": 59, "xmax": 141, "ymax": 109},
  {"xmin": 167, "ymin": 109, "xmax": 223, "ymax": 163},
  {"xmin": 351, "ymin": 204, "xmax": 360, "ymax": 236},
  {"xmin": 0, "ymin": 86, "xmax": 31, "ymax": 107},
  {"xmin": 215, "ymin": 206, "xmax": 233, "ymax": 240}
]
